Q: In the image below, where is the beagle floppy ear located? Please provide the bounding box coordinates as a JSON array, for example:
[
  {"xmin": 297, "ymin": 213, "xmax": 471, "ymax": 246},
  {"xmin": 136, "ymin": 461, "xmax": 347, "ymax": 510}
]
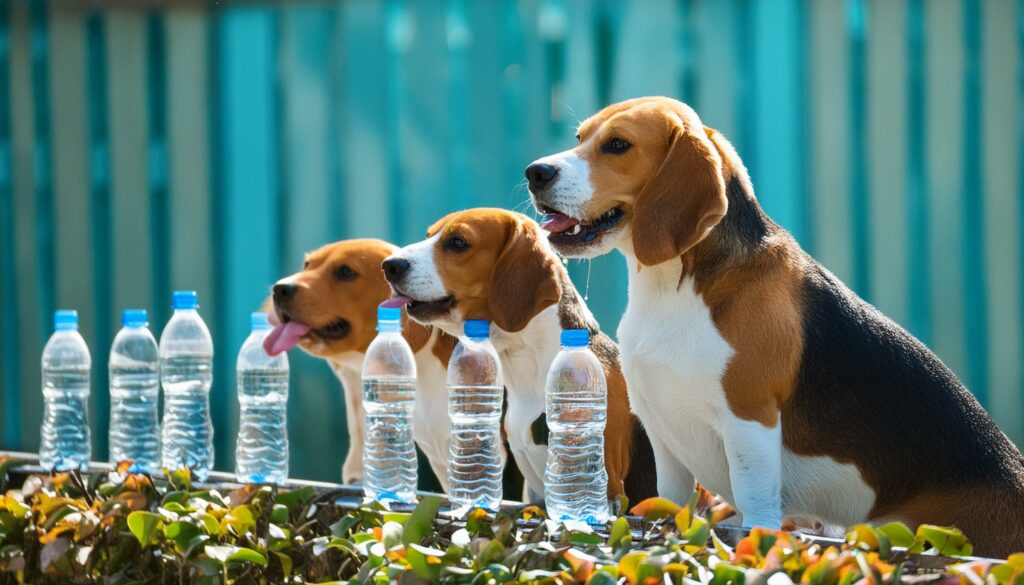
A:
[
  {"xmin": 632, "ymin": 117, "xmax": 728, "ymax": 266},
  {"xmin": 488, "ymin": 220, "xmax": 563, "ymax": 332}
]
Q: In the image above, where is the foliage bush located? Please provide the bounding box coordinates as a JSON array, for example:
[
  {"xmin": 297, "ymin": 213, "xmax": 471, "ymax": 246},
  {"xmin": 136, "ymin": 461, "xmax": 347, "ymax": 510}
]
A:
[{"xmin": 0, "ymin": 455, "xmax": 1020, "ymax": 584}]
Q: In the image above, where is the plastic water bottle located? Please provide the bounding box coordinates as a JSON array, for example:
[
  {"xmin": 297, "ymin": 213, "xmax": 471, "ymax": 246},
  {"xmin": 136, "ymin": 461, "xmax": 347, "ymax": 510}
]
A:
[
  {"xmin": 544, "ymin": 329, "xmax": 610, "ymax": 524},
  {"xmin": 446, "ymin": 320, "xmax": 503, "ymax": 513},
  {"xmin": 160, "ymin": 290, "xmax": 215, "ymax": 480},
  {"xmin": 39, "ymin": 310, "xmax": 92, "ymax": 471},
  {"xmin": 108, "ymin": 309, "xmax": 161, "ymax": 473},
  {"xmin": 235, "ymin": 312, "xmax": 289, "ymax": 485},
  {"xmin": 361, "ymin": 306, "xmax": 417, "ymax": 503}
]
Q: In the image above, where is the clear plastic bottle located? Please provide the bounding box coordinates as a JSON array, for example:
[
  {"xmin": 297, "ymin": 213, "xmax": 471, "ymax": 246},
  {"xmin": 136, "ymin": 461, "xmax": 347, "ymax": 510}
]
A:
[
  {"xmin": 159, "ymin": 290, "xmax": 215, "ymax": 480},
  {"xmin": 544, "ymin": 329, "xmax": 610, "ymax": 524},
  {"xmin": 235, "ymin": 312, "xmax": 289, "ymax": 485},
  {"xmin": 108, "ymin": 309, "xmax": 161, "ymax": 473},
  {"xmin": 39, "ymin": 310, "xmax": 92, "ymax": 471},
  {"xmin": 361, "ymin": 306, "xmax": 418, "ymax": 503},
  {"xmin": 446, "ymin": 320, "xmax": 503, "ymax": 513}
]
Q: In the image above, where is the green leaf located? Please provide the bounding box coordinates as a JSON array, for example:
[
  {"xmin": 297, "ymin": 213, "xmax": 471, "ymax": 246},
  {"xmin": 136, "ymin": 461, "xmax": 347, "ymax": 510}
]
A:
[
  {"xmin": 683, "ymin": 516, "xmax": 710, "ymax": 546},
  {"xmin": 164, "ymin": 520, "xmax": 202, "ymax": 552},
  {"xmin": 916, "ymin": 524, "xmax": 973, "ymax": 557},
  {"xmin": 878, "ymin": 522, "xmax": 915, "ymax": 548},
  {"xmin": 565, "ymin": 531, "xmax": 604, "ymax": 546},
  {"xmin": 270, "ymin": 503, "xmax": 289, "ymax": 525},
  {"xmin": 276, "ymin": 486, "xmax": 315, "ymax": 512},
  {"xmin": 406, "ymin": 543, "xmax": 445, "ymax": 581},
  {"xmin": 402, "ymin": 496, "xmax": 443, "ymax": 545},
  {"xmin": 127, "ymin": 511, "xmax": 164, "ymax": 548},
  {"xmin": 330, "ymin": 514, "xmax": 360, "ymax": 537},
  {"xmin": 227, "ymin": 547, "xmax": 267, "ymax": 566},
  {"xmin": 273, "ymin": 551, "xmax": 293, "ymax": 578},
  {"xmin": 608, "ymin": 516, "xmax": 631, "ymax": 550},
  {"xmin": 587, "ymin": 572, "xmax": 618, "ymax": 585}
]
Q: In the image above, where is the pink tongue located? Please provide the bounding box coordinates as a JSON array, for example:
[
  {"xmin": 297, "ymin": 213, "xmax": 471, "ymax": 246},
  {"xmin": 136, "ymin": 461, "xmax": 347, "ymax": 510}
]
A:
[
  {"xmin": 263, "ymin": 321, "xmax": 311, "ymax": 356},
  {"xmin": 380, "ymin": 295, "xmax": 411, "ymax": 309},
  {"xmin": 540, "ymin": 213, "xmax": 581, "ymax": 233}
]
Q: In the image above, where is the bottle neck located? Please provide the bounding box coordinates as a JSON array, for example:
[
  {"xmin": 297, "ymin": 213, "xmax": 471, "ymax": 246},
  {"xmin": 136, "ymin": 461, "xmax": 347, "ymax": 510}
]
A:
[{"xmin": 377, "ymin": 322, "xmax": 401, "ymax": 334}]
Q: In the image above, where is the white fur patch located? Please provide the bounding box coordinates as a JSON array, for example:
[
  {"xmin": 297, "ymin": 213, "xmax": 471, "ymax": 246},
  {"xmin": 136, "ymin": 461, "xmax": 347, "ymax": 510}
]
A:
[
  {"xmin": 529, "ymin": 151, "xmax": 593, "ymax": 218},
  {"xmin": 389, "ymin": 234, "xmax": 449, "ymax": 301},
  {"xmin": 619, "ymin": 267, "xmax": 876, "ymax": 528}
]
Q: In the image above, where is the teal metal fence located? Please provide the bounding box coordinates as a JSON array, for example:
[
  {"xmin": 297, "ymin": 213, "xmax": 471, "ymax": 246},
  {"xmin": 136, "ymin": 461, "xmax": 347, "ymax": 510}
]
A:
[{"xmin": 1, "ymin": 0, "xmax": 1022, "ymax": 483}]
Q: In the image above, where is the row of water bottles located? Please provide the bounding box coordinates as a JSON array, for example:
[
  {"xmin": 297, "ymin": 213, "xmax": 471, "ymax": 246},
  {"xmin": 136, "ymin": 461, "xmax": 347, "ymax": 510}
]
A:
[
  {"xmin": 363, "ymin": 307, "xmax": 609, "ymax": 523},
  {"xmin": 39, "ymin": 290, "xmax": 289, "ymax": 485}
]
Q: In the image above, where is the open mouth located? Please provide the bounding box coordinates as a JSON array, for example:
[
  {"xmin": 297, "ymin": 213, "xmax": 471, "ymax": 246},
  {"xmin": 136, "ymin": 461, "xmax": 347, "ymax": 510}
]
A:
[
  {"xmin": 264, "ymin": 311, "xmax": 349, "ymax": 355},
  {"xmin": 537, "ymin": 206, "xmax": 625, "ymax": 244},
  {"xmin": 382, "ymin": 293, "xmax": 455, "ymax": 321}
]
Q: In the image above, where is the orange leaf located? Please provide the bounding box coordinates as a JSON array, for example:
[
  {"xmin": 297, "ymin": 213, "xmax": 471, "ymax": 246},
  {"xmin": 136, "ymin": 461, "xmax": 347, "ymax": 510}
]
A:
[{"xmin": 629, "ymin": 497, "xmax": 682, "ymax": 520}]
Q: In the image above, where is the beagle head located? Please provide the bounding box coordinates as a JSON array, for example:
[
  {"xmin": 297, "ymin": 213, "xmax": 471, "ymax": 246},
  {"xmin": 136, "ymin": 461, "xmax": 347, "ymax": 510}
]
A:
[
  {"xmin": 526, "ymin": 96, "xmax": 729, "ymax": 266},
  {"xmin": 265, "ymin": 239, "xmax": 397, "ymax": 357},
  {"xmin": 382, "ymin": 208, "xmax": 562, "ymax": 335}
]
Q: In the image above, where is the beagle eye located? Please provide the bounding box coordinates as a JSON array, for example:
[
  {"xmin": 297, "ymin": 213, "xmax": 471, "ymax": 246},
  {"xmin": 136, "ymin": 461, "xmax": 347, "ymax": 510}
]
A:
[
  {"xmin": 601, "ymin": 137, "xmax": 631, "ymax": 155},
  {"xmin": 333, "ymin": 264, "xmax": 357, "ymax": 281},
  {"xmin": 444, "ymin": 235, "xmax": 469, "ymax": 252},
  {"xmin": 575, "ymin": 133, "xmax": 581, "ymax": 143},
  {"xmin": 302, "ymin": 260, "xmax": 310, "ymax": 270}
]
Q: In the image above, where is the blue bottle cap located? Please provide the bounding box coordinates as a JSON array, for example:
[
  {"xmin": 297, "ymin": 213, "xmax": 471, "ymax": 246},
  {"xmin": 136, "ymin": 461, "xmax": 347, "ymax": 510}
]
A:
[
  {"xmin": 54, "ymin": 310, "xmax": 79, "ymax": 331},
  {"xmin": 560, "ymin": 329, "xmax": 589, "ymax": 348},
  {"xmin": 251, "ymin": 311, "xmax": 271, "ymax": 330},
  {"xmin": 377, "ymin": 306, "xmax": 402, "ymax": 332},
  {"xmin": 172, "ymin": 290, "xmax": 198, "ymax": 310},
  {"xmin": 464, "ymin": 319, "xmax": 490, "ymax": 340},
  {"xmin": 121, "ymin": 309, "xmax": 148, "ymax": 328}
]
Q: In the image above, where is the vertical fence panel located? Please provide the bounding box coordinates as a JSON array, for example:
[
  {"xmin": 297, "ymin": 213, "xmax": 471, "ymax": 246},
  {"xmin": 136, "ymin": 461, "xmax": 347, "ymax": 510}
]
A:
[
  {"xmin": 462, "ymin": 1, "xmax": 506, "ymax": 209},
  {"xmin": 867, "ymin": 0, "xmax": 908, "ymax": 325},
  {"xmin": 0, "ymin": 0, "xmax": 19, "ymax": 446},
  {"xmin": 905, "ymin": 0, "xmax": 932, "ymax": 344},
  {"xmin": 961, "ymin": 0, "xmax": 988, "ymax": 405},
  {"xmin": 982, "ymin": 0, "xmax": 1021, "ymax": 439},
  {"xmin": 216, "ymin": 6, "xmax": 281, "ymax": 469},
  {"xmin": 926, "ymin": 0, "xmax": 968, "ymax": 378},
  {"xmin": 279, "ymin": 3, "xmax": 346, "ymax": 482},
  {"xmin": 105, "ymin": 11, "xmax": 152, "ymax": 459},
  {"xmin": 695, "ymin": 0, "xmax": 738, "ymax": 136},
  {"xmin": 147, "ymin": 13, "xmax": 170, "ymax": 331},
  {"xmin": 810, "ymin": 0, "xmax": 853, "ymax": 283},
  {"xmin": 752, "ymin": 0, "xmax": 803, "ymax": 240},
  {"xmin": 48, "ymin": 4, "xmax": 98, "ymax": 454},
  {"xmin": 10, "ymin": 0, "xmax": 44, "ymax": 451},
  {"xmin": 166, "ymin": 9, "xmax": 213, "ymax": 299},
  {"xmin": 340, "ymin": 1, "xmax": 390, "ymax": 241}
]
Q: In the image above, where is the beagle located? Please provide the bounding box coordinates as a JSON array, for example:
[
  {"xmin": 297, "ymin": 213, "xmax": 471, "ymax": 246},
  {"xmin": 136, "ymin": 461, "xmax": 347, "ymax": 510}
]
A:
[
  {"xmin": 526, "ymin": 96, "xmax": 1024, "ymax": 557},
  {"xmin": 265, "ymin": 239, "xmax": 456, "ymax": 489},
  {"xmin": 380, "ymin": 208, "xmax": 658, "ymax": 505}
]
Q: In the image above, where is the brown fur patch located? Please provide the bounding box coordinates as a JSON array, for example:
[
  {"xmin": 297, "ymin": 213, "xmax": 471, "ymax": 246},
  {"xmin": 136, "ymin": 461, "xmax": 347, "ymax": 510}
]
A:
[
  {"xmin": 274, "ymin": 238, "xmax": 444, "ymax": 360},
  {"xmin": 425, "ymin": 208, "xmax": 655, "ymax": 500},
  {"xmin": 427, "ymin": 208, "xmax": 562, "ymax": 332},
  {"xmin": 886, "ymin": 486, "xmax": 1024, "ymax": 559}
]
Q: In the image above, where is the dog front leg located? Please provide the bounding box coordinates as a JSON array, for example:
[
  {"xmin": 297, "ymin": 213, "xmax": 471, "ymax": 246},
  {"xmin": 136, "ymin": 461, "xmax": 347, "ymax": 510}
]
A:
[{"xmin": 720, "ymin": 415, "xmax": 782, "ymax": 529}]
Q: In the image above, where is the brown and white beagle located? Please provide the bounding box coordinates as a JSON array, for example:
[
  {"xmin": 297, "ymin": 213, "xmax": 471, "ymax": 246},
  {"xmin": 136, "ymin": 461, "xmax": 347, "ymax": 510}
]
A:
[
  {"xmin": 526, "ymin": 96, "xmax": 1024, "ymax": 557},
  {"xmin": 265, "ymin": 239, "xmax": 456, "ymax": 489},
  {"xmin": 380, "ymin": 208, "xmax": 658, "ymax": 505}
]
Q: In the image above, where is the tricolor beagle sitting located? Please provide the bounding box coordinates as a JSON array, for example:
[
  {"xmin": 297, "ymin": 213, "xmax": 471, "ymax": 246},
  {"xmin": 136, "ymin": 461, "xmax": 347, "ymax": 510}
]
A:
[
  {"xmin": 265, "ymin": 239, "xmax": 456, "ymax": 489},
  {"xmin": 527, "ymin": 96, "xmax": 1024, "ymax": 556},
  {"xmin": 381, "ymin": 208, "xmax": 658, "ymax": 504}
]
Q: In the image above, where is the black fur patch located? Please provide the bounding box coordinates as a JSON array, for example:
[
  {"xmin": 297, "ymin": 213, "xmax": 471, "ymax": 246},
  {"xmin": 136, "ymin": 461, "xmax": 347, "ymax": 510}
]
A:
[
  {"xmin": 783, "ymin": 261, "xmax": 1024, "ymax": 514},
  {"xmin": 531, "ymin": 413, "xmax": 550, "ymax": 446}
]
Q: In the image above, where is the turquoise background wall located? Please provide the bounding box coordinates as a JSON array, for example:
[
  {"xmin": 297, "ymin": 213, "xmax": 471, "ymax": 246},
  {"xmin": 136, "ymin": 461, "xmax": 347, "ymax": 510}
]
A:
[{"xmin": 1, "ymin": 0, "xmax": 1022, "ymax": 484}]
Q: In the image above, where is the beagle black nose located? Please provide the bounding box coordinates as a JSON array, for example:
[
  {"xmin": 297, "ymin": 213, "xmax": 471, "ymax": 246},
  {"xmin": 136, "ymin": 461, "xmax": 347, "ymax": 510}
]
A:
[
  {"xmin": 525, "ymin": 162, "xmax": 558, "ymax": 192},
  {"xmin": 273, "ymin": 283, "xmax": 297, "ymax": 303},
  {"xmin": 382, "ymin": 257, "xmax": 410, "ymax": 281}
]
